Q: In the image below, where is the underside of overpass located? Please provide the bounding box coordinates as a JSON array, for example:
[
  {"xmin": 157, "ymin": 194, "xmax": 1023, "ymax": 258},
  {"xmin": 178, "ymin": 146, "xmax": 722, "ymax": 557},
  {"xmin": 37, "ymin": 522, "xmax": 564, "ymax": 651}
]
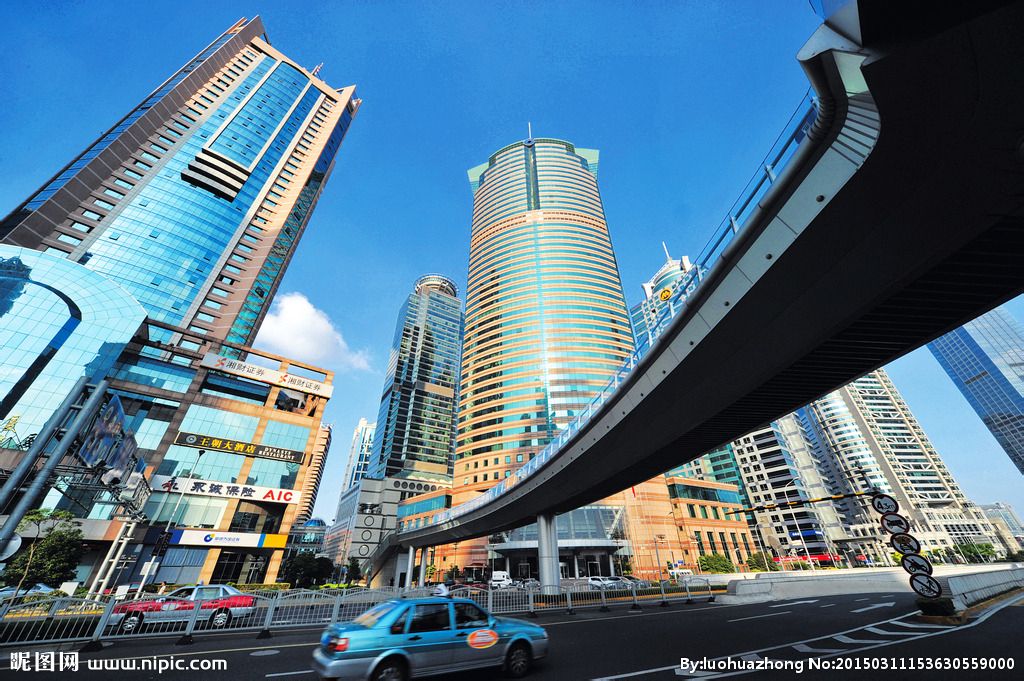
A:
[{"xmin": 393, "ymin": 1, "xmax": 1024, "ymax": 552}]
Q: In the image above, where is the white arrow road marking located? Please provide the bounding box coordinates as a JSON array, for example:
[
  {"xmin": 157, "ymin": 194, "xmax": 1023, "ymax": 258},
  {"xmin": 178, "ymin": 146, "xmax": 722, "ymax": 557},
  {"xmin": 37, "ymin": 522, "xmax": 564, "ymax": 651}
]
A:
[
  {"xmin": 769, "ymin": 599, "xmax": 817, "ymax": 607},
  {"xmin": 865, "ymin": 626, "xmax": 920, "ymax": 637},
  {"xmin": 738, "ymin": 654, "xmax": 762, "ymax": 662},
  {"xmin": 793, "ymin": 642, "xmax": 844, "ymax": 654},
  {"xmin": 728, "ymin": 611, "xmax": 791, "ymax": 623},
  {"xmin": 834, "ymin": 634, "xmax": 888, "ymax": 644},
  {"xmin": 851, "ymin": 601, "xmax": 895, "ymax": 613}
]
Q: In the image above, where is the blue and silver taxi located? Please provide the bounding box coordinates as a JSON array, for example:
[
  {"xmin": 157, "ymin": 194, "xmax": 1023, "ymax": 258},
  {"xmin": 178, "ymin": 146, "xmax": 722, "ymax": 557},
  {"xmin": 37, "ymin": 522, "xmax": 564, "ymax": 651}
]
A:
[{"xmin": 312, "ymin": 594, "xmax": 548, "ymax": 680}]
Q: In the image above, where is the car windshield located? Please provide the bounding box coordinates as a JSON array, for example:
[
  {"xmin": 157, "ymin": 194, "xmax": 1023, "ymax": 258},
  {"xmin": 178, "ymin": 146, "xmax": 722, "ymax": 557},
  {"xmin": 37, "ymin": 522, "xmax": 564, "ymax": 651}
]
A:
[
  {"xmin": 166, "ymin": 588, "xmax": 194, "ymax": 599},
  {"xmin": 353, "ymin": 601, "xmax": 401, "ymax": 628}
]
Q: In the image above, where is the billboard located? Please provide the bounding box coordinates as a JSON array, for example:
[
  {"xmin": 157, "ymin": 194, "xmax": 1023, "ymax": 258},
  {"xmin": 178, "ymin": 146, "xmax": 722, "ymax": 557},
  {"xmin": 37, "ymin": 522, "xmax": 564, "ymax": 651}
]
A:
[
  {"xmin": 172, "ymin": 430, "xmax": 305, "ymax": 464},
  {"xmin": 201, "ymin": 353, "xmax": 334, "ymax": 398}
]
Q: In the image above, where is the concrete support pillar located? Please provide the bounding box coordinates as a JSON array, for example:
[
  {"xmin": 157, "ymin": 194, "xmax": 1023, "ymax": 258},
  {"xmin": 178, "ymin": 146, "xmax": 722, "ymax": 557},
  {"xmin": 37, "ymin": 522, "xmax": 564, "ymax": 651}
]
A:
[
  {"xmin": 419, "ymin": 547, "xmax": 429, "ymax": 586},
  {"xmin": 608, "ymin": 554, "xmax": 616, "ymax": 577},
  {"xmin": 573, "ymin": 553, "xmax": 579, "ymax": 579},
  {"xmin": 404, "ymin": 547, "xmax": 416, "ymax": 590},
  {"xmin": 536, "ymin": 513, "xmax": 560, "ymax": 588},
  {"xmin": 392, "ymin": 550, "xmax": 404, "ymax": 588},
  {"xmin": 505, "ymin": 556, "xmax": 510, "ymax": 572}
]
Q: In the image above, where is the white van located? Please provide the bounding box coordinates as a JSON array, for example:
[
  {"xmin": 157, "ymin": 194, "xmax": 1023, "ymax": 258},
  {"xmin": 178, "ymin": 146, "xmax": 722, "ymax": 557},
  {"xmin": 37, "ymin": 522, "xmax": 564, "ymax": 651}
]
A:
[{"xmin": 488, "ymin": 570, "xmax": 513, "ymax": 588}]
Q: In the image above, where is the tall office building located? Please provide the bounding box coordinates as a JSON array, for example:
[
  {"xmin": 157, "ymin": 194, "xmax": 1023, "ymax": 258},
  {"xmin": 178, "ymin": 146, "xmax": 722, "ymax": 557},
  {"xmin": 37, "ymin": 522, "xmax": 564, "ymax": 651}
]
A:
[
  {"xmin": 342, "ymin": 418, "xmax": 376, "ymax": 490},
  {"xmin": 802, "ymin": 369, "xmax": 999, "ymax": 561},
  {"xmin": 448, "ymin": 136, "xmax": 675, "ymax": 579},
  {"xmin": 0, "ymin": 16, "xmax": 360, "ymax": 347},
  {"xmin": 369, "ymin": 275, "xmax": 463, "ymax": 484},
  {"xmin": 979, "ymin": 502, "xmax": 1024, "ymax": 540},
  {"xmin": 629, "ymin": 246, "xmax": 700, "ymax": 344},
  {"xmin": 928, "ymin": 306, "xmax": 1024, "ymax": 475}
]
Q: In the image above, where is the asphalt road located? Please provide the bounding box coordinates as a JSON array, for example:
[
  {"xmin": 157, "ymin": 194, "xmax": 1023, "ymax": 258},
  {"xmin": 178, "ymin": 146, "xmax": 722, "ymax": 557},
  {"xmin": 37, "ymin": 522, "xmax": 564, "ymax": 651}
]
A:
[{"xmin": 1, "ymin": 591, "xmax": 1019, "ymax": 680}]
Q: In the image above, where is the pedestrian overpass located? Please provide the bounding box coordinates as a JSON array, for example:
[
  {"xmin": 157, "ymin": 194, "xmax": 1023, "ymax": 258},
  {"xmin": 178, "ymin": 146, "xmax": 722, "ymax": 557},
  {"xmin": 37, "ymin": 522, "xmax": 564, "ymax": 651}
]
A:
[{"xmin": 372, "ymin": 1, "xmax": 1024, "ymax": 586}]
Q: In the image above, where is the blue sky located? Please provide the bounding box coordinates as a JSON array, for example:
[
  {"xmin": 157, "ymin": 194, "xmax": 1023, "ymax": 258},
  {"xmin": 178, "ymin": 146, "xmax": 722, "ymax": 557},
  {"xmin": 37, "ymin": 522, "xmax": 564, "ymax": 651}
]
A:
[{"xmin": 1, "ymin": 1, "xmax": 1021, "ymax": 520}]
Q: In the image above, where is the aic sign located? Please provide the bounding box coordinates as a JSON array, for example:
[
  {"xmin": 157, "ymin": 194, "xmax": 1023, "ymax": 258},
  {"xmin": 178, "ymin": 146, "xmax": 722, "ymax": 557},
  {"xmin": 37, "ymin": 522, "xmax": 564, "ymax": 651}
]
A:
[{"xmin": 150, "ymin": 475, "xmax": 301, "ymax": 505}]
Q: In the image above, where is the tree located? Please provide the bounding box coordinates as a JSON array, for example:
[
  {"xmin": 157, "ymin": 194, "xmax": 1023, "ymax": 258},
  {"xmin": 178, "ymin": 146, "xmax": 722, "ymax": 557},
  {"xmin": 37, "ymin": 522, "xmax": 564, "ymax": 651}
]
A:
[
  {"xmin": 958, "ymin": 542, "xmax": 996, "ymax": 563},
  {"xmin": 0, "ymin": 509, "xmax": 82, "ymax": 594},
  {"xmin": 345, "ymin": 557, "xmax": 362, "ymax": 585},
  {"xmin": 697, "ymin": 553, "xmax": 735, "ymax": 573},
  {"xmin": 425, "ymin": 564, "xmax": 436, "ymax": 583},
  {"xmin": 445, "ymin": 564, "xmax": 461, "ymax": 581},
  {"xmin": 280, "ymin": 552, "xmax": 332, "ymax": 588},
  {"xmin": 746, "ymin": 552, "xmax": 779, "ymax": 572}
]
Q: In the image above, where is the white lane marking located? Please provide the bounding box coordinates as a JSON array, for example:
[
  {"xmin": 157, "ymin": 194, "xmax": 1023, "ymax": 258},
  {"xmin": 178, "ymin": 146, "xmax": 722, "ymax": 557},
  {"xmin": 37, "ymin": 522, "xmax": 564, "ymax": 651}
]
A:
[
  {"xmin": 727, "ymin": 611, "xmax": 790, "ymax": 623},
  {"xmin": 792, "ymin": 642, "xmax": 843, "ymax": 654},
  {"xmin": 768, "ymin": 599, "xmax": 817, "ymax": 607},
  {"xmin": 265, "ymin": 672, "xmax": 314, "ymax": 678},
  {"xmin": 851, "ymin": 601, "xmax": 895, "ymax": 613},
  {"xmin": 819, "ymin": 603, "xmax": 836, "ymax": 608},
  {"xmin": 854, "ymin": 598, "xmax": 869, "ymax": 602},
  {"xmin": 251, "ymin": 649, "xmax": 280, "ymax": 656},
  {"xmin": 888, "ymin": 619, "xmax": 952, "ymax": 629},
  {"xmin": 864, "ymin": 626, "xmax": 919, "ymax": 637},
  {"xmin": 833, "ymin": 633, "xmax": 887, "ymax": 644}
]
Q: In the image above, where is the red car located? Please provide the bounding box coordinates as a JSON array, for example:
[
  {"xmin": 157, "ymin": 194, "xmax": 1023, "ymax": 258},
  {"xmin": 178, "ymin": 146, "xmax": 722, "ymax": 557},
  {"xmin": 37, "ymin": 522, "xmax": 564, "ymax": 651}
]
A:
[{"xmin": 110, "ymin": 585, "xmax": 255, "ymax": 633}]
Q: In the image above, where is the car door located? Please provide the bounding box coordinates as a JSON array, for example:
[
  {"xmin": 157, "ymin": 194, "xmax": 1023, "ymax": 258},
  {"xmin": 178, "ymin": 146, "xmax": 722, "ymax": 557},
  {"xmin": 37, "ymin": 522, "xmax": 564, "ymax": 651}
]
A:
[
  {"xmin": 450, "ymin": 602, "xmax": 503, "ymax": 669},
  {"xmin": 152, "ymin": 587, "xmax": 194, "ymax": 623},
  {"xmin": 193, "ymin": 586, "xmax": 223, "ymax": 616},
  {"xmin": 404, "ymin": 603, "xmax": 454, "ymax": 673}
]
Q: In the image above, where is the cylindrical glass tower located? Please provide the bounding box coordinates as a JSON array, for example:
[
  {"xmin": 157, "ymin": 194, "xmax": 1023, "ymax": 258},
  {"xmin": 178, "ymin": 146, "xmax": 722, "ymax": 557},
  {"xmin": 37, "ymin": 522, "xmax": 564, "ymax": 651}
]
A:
[{"xmin": 448, "ymin": 137, "xmax": 637, "ymax": 574}]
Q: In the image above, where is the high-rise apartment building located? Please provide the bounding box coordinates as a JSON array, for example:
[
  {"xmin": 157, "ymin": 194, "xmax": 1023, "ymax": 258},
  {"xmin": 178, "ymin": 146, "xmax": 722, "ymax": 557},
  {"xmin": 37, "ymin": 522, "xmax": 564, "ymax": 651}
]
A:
[
  {"xmin": 369, "ymin": 275, "xmax": 463, "ymax": 484},
  {"xmin": 343, "ymin": 418, "xmax": 376, "ymax": 490},
  {"xmin": 802, "ymin": 368, "xmax": 999, "ymax": 561},
  {"xmin": 928, "ymin": 306, "xmax": 1024, "ymax": 475},
  {"xmin": 0, "ymin": 16, "xmax": 360, "ymax": 347},
  {"xmin": 447, "ymin": 136, "xmax": 676, "ymax": 579}
]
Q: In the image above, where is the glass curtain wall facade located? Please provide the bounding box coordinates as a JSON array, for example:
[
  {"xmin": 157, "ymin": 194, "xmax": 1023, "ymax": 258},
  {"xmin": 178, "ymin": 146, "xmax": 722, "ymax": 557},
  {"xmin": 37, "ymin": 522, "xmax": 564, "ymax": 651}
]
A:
[
  {"xmin": 629, "ymin": 248, "xmax": 700, "ymax": 344},
  {"xmin": 448, "ymin": 137, "xmax": 666, "ymax": 575},
  {"xmin": 928, "ymin": 306, "xmax": 1024, "ymax": 475},
  {"xmin": 0, "ymin": 17, "xmax": 361, "ymax": 347},
  {"xmin": 369, "ymin": 275, "xmax": 463, "ymax": 484},
  {"xmin": 343, "ymin": 417, "xmax": 376, "ymax": 490}
]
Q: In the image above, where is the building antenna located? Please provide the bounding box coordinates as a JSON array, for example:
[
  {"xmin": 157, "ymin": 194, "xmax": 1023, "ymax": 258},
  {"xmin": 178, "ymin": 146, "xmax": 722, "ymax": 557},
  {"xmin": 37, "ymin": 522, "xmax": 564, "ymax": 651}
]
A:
[
  {"xmin": 527, "ymin": 122, "xmax": 533, "ymax": 141},
  {"xmin": 662, "ymin": 241, "xmax": 672, "ymax": 261}
]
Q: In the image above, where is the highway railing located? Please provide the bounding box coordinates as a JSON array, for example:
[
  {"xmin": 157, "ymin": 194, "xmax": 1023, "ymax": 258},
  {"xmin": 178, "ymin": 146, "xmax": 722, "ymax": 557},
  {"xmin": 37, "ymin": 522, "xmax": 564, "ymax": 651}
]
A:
[{"xmin": 0, "ymin": 581, "xmax": 724, "ymax": 648}]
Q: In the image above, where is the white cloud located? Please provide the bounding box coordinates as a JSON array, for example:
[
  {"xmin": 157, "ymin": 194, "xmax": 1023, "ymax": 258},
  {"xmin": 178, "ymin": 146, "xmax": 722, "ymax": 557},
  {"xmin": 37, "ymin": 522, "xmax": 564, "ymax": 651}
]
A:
[{"xmin": 254, "ymin": 292, "xmax": 371, "ymax": 372}]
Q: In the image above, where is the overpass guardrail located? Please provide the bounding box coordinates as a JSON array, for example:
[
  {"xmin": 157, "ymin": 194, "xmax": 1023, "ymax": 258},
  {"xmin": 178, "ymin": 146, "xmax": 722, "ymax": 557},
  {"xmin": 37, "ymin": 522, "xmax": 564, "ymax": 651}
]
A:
[{"xmin": 0, "ymin": 578, "xmax": 721, "ymax": 649}]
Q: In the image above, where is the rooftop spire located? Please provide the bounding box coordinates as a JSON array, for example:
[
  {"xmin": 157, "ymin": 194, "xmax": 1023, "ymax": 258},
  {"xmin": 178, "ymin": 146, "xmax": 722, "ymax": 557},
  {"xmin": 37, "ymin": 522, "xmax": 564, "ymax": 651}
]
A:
[
  {"xmin": 527, "ymin": 121, "xmax": 533, "ymax": 141},
  {"xmin": 662, "ymin": 241, "xmax": 672, "ymax": 261}
]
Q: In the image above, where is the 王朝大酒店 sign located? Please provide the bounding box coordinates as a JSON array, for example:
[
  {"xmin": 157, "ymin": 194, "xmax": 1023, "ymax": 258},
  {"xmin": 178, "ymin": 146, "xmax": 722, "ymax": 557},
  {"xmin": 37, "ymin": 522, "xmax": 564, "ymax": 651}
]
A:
[
  {"xmin": 173, "ymin": 431, "xmax": 305, "ymax": 464},
  {"xmin": 150, "ymin": 475, "xmax": 301, "ymax": 505},
  {"xmin": 200, "ymin": 353, "xmax": 334, "ymax": 398}
]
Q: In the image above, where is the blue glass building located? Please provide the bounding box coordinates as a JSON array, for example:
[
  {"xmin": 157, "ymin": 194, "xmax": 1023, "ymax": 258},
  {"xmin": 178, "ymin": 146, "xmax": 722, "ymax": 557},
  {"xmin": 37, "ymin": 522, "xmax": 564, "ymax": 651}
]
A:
[
  {"xmin": 369, "ymin": 275, "xmax": 464, "ymax": 484},
  {"xmin": 0, "ymin": 17, "xmax": 360, "ymax": 347},
  {"xmin": 928, "ymin": 306, "xmax": 1024, "ymax": 475}
]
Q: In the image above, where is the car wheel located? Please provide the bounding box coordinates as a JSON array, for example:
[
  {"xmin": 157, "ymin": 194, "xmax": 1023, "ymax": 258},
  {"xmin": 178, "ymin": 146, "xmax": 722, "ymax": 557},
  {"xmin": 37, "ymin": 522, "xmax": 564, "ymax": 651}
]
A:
[
  {"xmin": 505, "ymin": 641, "xmax": 532, "ymax": 678},
  {"xmin": 371, "ymin": 657, "xmax": 407, "ymax": 681},
  {"xmin": 120, "ymin": 613, "xmax": 144, "ymax": 633},
  {"xmin": 208, "ymin": 609, "xmax": 232, "ymax": 629}
]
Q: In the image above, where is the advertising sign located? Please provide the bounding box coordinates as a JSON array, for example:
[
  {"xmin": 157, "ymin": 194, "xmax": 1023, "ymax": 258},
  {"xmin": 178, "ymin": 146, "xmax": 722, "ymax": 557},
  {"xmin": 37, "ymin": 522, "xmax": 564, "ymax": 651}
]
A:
[
  {"xmin": 173, "ymin": 431, "xmax": 305, "ymax": 464},
  {"xmin": 201, "ymin": 354, "xmax": 334, "ymax": 398},
  {"xmin": 150, "ymin": 475, "xmax": 301, "ymax": 505},
  {"xmin": 170, "ymin": 529, "xmax": 288, "ymax": 549}
]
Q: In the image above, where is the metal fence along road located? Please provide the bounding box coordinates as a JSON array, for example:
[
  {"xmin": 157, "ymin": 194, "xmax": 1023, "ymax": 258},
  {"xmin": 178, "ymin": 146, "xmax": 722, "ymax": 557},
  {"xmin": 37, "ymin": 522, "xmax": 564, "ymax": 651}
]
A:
[{"xmin": 0, "ymin": 579, "xmax": 719, "ymax": 649}]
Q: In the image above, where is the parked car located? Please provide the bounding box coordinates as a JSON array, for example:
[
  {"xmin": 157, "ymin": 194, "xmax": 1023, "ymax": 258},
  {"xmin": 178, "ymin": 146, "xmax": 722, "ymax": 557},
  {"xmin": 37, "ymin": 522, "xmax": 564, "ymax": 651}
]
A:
[
  {"xmin": 516, "ymin": 578, "xmax": 541, "ymax": 591},
  {"xmin": 587, "ymin": 576, "xmax": 616, "ymax": 590},
  {"xmin": 312, "ymin": 594, "xmax": 548, "ymax": 680},
  {"xmin": 489, "ymin": 571, "xmax": 514, "ymax": 589},
  {"xmin": 109, "ymin": 584, "xmax": 256, "ymax": 633},
  {"xmin": 620, "ymin": 575, "xmax": 651, "ymax": 589},
  {"xmin": 0, "ymin": 583, "xmax": 54, "ymax": 601}
]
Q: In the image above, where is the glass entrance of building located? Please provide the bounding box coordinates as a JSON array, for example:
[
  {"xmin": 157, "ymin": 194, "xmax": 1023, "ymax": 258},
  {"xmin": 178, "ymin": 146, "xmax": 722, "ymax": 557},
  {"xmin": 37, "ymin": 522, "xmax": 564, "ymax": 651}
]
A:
[{"xmin": 211, "ymin": 549, "xmax": 269, "ymax": 584}]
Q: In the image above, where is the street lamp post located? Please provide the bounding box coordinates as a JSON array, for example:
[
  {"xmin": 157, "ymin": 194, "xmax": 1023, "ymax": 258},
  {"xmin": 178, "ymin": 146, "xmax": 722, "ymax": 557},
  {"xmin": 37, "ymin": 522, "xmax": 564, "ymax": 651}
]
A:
[{"xmin": 779, "ymin": 479, "xmax": 815, "ymax": 571}]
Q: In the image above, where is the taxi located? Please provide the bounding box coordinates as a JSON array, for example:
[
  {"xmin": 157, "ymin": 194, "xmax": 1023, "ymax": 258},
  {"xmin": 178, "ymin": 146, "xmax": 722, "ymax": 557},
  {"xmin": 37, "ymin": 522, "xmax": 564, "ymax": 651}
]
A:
[{"xmin": 311, "ymin": 588, "xmax": 548, "ymax": 680}]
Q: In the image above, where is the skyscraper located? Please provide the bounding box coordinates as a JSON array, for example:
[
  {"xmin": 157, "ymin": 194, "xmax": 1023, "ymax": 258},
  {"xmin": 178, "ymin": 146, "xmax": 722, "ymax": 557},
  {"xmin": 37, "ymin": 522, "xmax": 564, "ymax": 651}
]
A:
[
  {"xmin": 928, "ymin": 306, "xmax": 1024, "ymax": 475},
  {"xmin": 343, "ymin": 418, "xmax": 376, "ymax": 490},
  {"xmin": 369, "ymin": 275, "xmax": 463, "ymax": 484},
  {"xmin": 450, "ymin": 136, "xmax": 673, "ymax": 578},
  {"xmin": 802, "ymin": 368, "xmax": 998, "ymax": 561},
  {"xmin": 0, "ymin": 16, "xmax": 360, "ymax": 347},
  {"xmin": 629, "ymin": 245, "xmax": 700, "ymax": 344}
]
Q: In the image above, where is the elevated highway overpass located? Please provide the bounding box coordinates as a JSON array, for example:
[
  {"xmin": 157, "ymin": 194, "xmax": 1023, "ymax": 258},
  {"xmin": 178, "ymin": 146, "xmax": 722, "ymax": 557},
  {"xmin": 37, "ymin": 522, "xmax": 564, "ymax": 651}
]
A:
[{"xmin": 375, "ymin": 1, "xmax": 1024, "ymax": 585}]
